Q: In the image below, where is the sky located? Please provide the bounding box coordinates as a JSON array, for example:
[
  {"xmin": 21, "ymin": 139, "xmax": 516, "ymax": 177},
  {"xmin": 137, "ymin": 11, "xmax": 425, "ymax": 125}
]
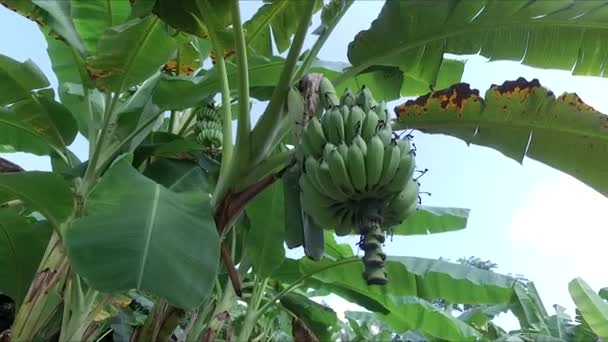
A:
[{"xmin": 2, "ymin": 1, "xmax": 608, "ymax": 332}]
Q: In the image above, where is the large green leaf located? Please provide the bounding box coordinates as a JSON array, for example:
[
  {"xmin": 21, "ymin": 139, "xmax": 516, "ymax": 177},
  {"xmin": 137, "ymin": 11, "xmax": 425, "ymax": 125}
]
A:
[
  {"xmin": 0, "ymin": 55, "xmax": 78, "ymax": 154},
  {"xmin": 0, "ymin": 171, "xmax": 74, "ymax": 227},
  {"xmin": 71, "ymin": 0, "xmax": 131, "ymax": 53},
  {"xmin": 345, "ymin": 0, "xmax": 608, "ymax": 94},
  {"xmin": 246, "ymin": 181, "xmax": 286, "ymax": 278},
  {"xmin": 391, "ymin": 206, "xmax": 469, "ymax": 236},
  {"xmin": 86, "ymin": 15, "xmax": 179, "ymax": 92},
  {"xmin": 511, "ymin": 282, "xmax": 551, "ymax": 333},
  {"xmin": 394, "ymin": 79, "xmax": 608, "ymax": 196},
  {"xmin": 280, "ymin": 292, "xmax": 337, "ymax": 341},
  {"xmin": 0, "ymin": 210, "xmax": 52, "ymax": 308},
  {"xmin": 244, "ymin": 0, "xmax": 323, "ymax": 56},
  {"xmin": 569, "ymin": 277, "xmax": 608, "ymax": 339},
  {"xmin": 285, "ymin": 256, "xmax": 516, "ymax": 340},
  {"xmin": 65, "ymin": 158, "xmax": 219, "ymax": 310}
]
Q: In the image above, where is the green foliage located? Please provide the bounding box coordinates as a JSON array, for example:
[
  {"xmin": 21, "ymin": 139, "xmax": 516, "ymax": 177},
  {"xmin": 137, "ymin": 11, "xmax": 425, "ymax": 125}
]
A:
[
  {"xmin": 395, "ymin": 79, "xmax": 608, "ymax": 196},
  {"xmin": 2, "ymin": 1, "xmax": 608, "ymax": 340},
  {"xmin": 0, "ymin": 210, "xmax": 51, "ymax": 308},
  {"xmin": 65, "ymin": 158, "xmax": 220, "ymax": 309}
]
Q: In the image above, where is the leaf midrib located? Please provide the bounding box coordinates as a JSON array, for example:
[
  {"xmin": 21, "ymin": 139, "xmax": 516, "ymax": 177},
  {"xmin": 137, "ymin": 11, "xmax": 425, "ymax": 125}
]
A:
[
  {"xmin": 246, "ymin": 1, "xmax": 289, "ymax": 44},
  {"xmin": 137, "ymin": 185, "xmax": 160, "ymax": 288}
]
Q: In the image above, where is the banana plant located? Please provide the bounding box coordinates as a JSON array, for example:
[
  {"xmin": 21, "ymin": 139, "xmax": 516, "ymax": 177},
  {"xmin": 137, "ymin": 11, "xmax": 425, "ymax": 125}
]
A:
[{"xmin": 1, "ymin": 0, "xmax": 608, "ymax": 341}]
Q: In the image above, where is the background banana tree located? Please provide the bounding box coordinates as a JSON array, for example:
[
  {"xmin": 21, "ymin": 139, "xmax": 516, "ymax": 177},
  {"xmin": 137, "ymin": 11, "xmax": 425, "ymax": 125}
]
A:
[{"xmin": 1, "ymin": 0, "xmax": 608, "ymax": 341}]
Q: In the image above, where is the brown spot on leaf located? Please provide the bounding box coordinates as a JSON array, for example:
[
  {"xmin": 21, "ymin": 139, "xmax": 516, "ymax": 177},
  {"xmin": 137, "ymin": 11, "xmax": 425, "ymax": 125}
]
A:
[
  {"xmin": 492, "ymin": 77, "xmax": 541, "ymax": 94},
  {"xmin": 395, "ymin": 83, "xmax": 481, "ymax": 119},
  {"xmin": 558, "ymin": 93, "xmax": 597, "ymax": 113}
]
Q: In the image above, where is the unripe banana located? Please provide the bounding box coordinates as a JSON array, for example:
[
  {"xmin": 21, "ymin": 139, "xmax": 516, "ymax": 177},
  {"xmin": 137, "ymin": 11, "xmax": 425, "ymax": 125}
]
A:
[
  {"xmin": 301, "ymin": 130, "xmax": 321, "ymax": 158},
  {"xmin": 396, "ymin": 139, "xmax": 412, "ymax": 155},
  {"xmin": 300, "ymin": 192, "xmax": 333, "ymax": 228},
  {"xmin": 340, "ymin": 105, "xmax": 350, "ymax": 123},
  {"xmin": 352, "ymin": 136, "xmax": 367, "ymax": 156},
  {"xmin": 326, "ymin": 108, "xmax": 345, "ymax": 145},
  {"xmin": 347, "ymin": 144, "xmax": 366, "ymax": 192},
  {"xmin": 387, "ymin": 179, "xmax": 419, "ymax": 214},
  {"xmin": 304, "ymin": 156, "xmax": 326, "ymax": 194},
  {"xmin": 377, "ymin": 128, "xmax": 392, "ymax": 146},
  {"xmin": 345, "ymin": 105, "xmax": 364, "ymax": 143},
  {"xmin": 323, "ymin": 143, "xmax": 336, "ymax": 161},
  {"xmin": 335, "ymin": 209, "xmax": 354, "ymax": 236},
  {"xmin": 337, "ymin": 143, "xmax": 349, "ymax": 162},
  {"xmin": 385, "ymin": 152, "xmax": 416, "ymax": 193},
  {"xmin": 327, "ymin": 148, "xmax": 355, "ymax": 195},
  {"xmin": 340, "ymin": 88, "xmax": 356, "ymax": 108},
  {"xmin": 317, "ymin": 161, "xmax": 349, "ymax": 202},
  {"xmin": 365, "ymin": 135, "xmax": 384, "ymax": 189},
  {"xmin": 361, "ymin": 111, "xmax": 380, "ymax": 141},
  {"xmin": 304, "ymin": 117, "xmax": 327, "ymax": 155},
  {"xmin": 377, "ymin": 143, "xmax": 401, "ymax": 189},
  {"xmin": 356, "ymin": 86, "xmax": 376, "ymax": 112},
  {"xmin": 319, "ymin": 77, "xmax": 340, "ymax": 109},
  {"xmin": 374, "ymin": 101, "xmax": 388, "ymax": 122},
  {"xmin": 298, "ymin": 174, "xmax": 336, "ymax": 209}
]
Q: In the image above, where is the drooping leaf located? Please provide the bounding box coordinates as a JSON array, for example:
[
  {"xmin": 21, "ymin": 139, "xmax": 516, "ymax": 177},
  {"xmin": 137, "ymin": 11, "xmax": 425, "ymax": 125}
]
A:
[
  {"xmin": 0, "ymin": 171, "xmax": 74, "ymax": 227},
  {"xmin": 0, "ymin": 55, "xmax": 78, "ymax": 154},
  {"xmin": 65, "ymin": 158, "xmax": 219, "ymax": 310},
  {"xmin": 511, "ymin": 282, "xmax": 551, "ymax": 333},
  {"xmin": 0, "ymin": 210, "xmax": 52, "ymax": 308},
  {"xmin": 569, "ymin": 277, "xmax": 608, "ymax": 339},
  {"xmin": 71, "ymin": 0, "xmax": 131, "ymax": 53},
  {"xmin": 246, "ymin": 181, "xmax": 286, "ymax": 277},
  {"xmin": 244, "ymin": 0, "xmax": 323, "ymax": 56},
  {"xmin": 86, "ymin": 15, "xmax": 179, "ymax": 92},
  {"xmin": 280, "ymin": 292, "xmax": 337, "ymax": 341},
  {"xmin": 346, "ymin": 0, "xmax": 608, "ymax": 94},
  {"xmin": 27, "ymin": 0, "xmax": 86, "ymax": 55},
  {"xmin": 394, "ymin": 78, "xmax": 608, "ymax": 197},
  {"xmin": 289, "ymin": 256, "xmax": 517, "ymax": 340},
  {"xmin": 391, "ymin": 206, "xmax": 469, "ymax": 236}
]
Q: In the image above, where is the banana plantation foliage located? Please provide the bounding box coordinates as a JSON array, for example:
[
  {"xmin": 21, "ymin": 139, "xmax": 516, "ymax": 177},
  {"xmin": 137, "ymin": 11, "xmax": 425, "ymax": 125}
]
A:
[{"xmin": 1, "ymin": 0, "xmax": 608, "ymax": 341}]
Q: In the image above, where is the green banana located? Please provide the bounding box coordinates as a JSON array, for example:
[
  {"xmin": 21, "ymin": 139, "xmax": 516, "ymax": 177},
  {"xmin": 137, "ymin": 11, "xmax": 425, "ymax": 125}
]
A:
[
  {"xmin": 365, "ymin": 135, "xmax": 384, "ymax": 189},
  {"xmin": 340, "ymin": 105, "xmax": 350, "ymax": 123},
  {"xmin": 340, "ymin": 88, "xmax": 356, "ymax": 108},
  {"xmin": 326, "ymin": 107, "xmax": 345, "ymax": 144},
  {"xmin": 318, "ymin": 161, "xmax": 349, "ymax": 202},
  {"xmin": 298, "ymin": 174, "xmax": 337, "ymax": 209},
  {"xmin": 385, "ymin": 152, "xmax": 416, "ymax": 193},
  {"xmin": 304, "ymin": 117, "xmax": 327, "ymax": 155},
  {"xmin": 356, "ymin": 86, "xmax": 376, "ymax": 112},
  {"xmin": 361, "ymin": 111, "xmax": 379, "ymax": 141},
  {"xmin": 301, "ymin": 128, "xmax": 321, "ymax": 158},
  {"xmin": 327, "ymin": 148, "xmax": 355, "ymax": 195},
  {"xmin": 345, "ymin": 105, "xmax": 365, "ymax": 143},
  {"xmin": 377, "ymin": 128, "xmax": 392, "ymax": 146},
  {"xmin": 352, "ymin": 136, "xmax": 368, "ymax": 156},
  {"xmin": 302, "ymin": 211, "xmax": 325, "ymax": 260},
  {"xmin": 304, "ymin": 156, "xmax": 326, "ymax": 194},
  {"xmin": 323, "ymin": 143, "xmax": 336, "ymax": 161},
  {"xmin": 377, "ymin": 143, "xmax": 401, "ymax": 189},
  {"xmin": 347, "ymin": 144, "xmax": 367, "ymax": 192},
  {"xmin": 319, "ymin": 76, "xmax": 340, "ymax": 109},
  {"xmin": 387, "ymin": 179, "xmax": 419, "ymax": 214},
  {"xmin": 374, "ymin": 100, "xmax": 388, "ymax": 122},
  {"xmin": 299, "ymin": 187, "xmax": 334, "ymax": 228},
  {"xmin": 282, "ymin": 168, "xmax": 304, "ymax": 248},
  {"xmin": 334, "ymin": 208, "xmax": 354, "ymax": 236},
  {"xmin": 337, "ymin": 143, "xmax": 349, "ymax": 161}
]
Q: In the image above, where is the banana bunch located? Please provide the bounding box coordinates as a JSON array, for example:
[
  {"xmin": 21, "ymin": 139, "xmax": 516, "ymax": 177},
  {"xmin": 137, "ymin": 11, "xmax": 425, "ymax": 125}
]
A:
[
  {"xmin": 298, "ymin": 80, "xmax": 420, "ymax": 285},
  {"xmin": 193, "ymin": 104, "xmax": 223, "ymax": 148}
]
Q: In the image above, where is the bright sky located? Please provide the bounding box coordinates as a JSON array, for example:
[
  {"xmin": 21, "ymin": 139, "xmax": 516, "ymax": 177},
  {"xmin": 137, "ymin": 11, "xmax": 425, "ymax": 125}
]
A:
[{"xmin": 2, "ymin": 1, "xmax": 608, "ymax": 332}]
